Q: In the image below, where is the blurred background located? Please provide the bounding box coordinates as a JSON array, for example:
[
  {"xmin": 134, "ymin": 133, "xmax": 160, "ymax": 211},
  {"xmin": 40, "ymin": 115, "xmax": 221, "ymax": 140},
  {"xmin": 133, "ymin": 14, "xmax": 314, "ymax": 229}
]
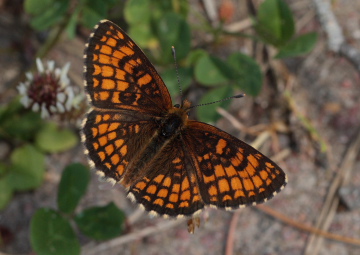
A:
[{"xmin": 0, "ymin": 0, "xmax": 360, "ymax": 254}]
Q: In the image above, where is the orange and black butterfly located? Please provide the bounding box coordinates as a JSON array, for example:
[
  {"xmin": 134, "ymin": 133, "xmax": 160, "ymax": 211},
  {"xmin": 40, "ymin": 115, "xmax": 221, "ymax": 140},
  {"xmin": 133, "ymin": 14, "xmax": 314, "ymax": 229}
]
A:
[{"xmin": 82, "ymin": 20, "xmax": 287, "ymax": 218}]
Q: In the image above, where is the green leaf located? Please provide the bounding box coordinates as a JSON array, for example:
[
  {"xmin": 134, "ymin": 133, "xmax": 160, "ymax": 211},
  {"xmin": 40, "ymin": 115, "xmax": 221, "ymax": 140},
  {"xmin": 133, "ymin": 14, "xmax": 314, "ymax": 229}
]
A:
[
  {"xmin": 124, "ymin": 0, "xmax": 151, "ymax": 25},
  {"xmin": 254, "ymin": 0, "xmax": 295, "ymax": 46},
  {"xmin": 8, "ymin": 144, "xmax": 45, "ymax": 191},
  {"xmin": 24, "ymin": 0, "xmax": 55, "ymax": 15},
  {"xmin": 154, "ymin": 12, "xmax": 191, "ymax": 62},
  {"xmin": 30, "ymin": 208, "xmax": 80, "ymax": 255},
  {"xmin": 58, "ymin": 163, "xmax": 90, "ymax": 214},
  {"xmin": 75, "ymin": 203, "xmax": 125, "ymax": 240},
  {"xmin": 0, "ymin": 173, "xmax": 13, "ymax": 210},
  {"xmin": 128, "ymin": 24, "xmax": 155, "ymax": 48},
  {"xmin": 35, "ymin": 122, "xmax": 78, "ymax": 153},
  {"xmin": 29, "ymin": 0, "xmax": 70, "ymax": 31},
  {"xmin": 227, "ymin": 53, "xmax": 263, "ymax": 96},
  {"xmin": 197, "ymin": 86, "xmax": 233, "ymax": 123},
  {"xmin": 195, "ymin": 54, "xmax": 231, "ymax": 86},
  {"xmin": 186, "ymin": 49, "xmax": 208, "ymax": 66},
  {"xmin": 161, "ymin": 67, "xmax": 192, "ymax": 97},
  {"xmin": 275, "ymin": 32, "xmax": 318, "ymax": 58}
]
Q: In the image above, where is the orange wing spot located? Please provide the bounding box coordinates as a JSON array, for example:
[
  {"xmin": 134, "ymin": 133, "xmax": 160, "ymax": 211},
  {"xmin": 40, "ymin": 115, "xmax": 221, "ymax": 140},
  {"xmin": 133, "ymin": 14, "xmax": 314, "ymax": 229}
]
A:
[
  {"xmin": 114, "ymin": 139, "xmax": 124, "ymax": 148},
  {"xmin": 166, "ymin": 203, "xmax": 174, "ymax": 209},
  {"xmin": 136, "ymin": 58, "xmax": 142, "ymax": 64},
  {"xmin": 225, "ymin": 165, "xmax": 237, "ymax": 177},
  {"xmin": 138, "ymin": 73, "xmax": 152, "ymax": 86},
  {"xmin": 120, "ymin": 144, "xmax": 128, "ymax": 156},
  {"xmin": 136, "ymin": 181, "xmax": 146, "ymax": 190},
  {"xmin": 124, "ymin": 62, "xmax": 133, "ymax": 74},
  {"xmin": 214, "ymin": 164, "xmax": 226, "ymax": 177},
  {"xmin": 105, "ymin": 162, "xmax": 111, "ymax": 169},
  {"xmin": 271, "ymin": 174, "xmax": 276, "ymax": 179},
  {"xmin": 113, "ymin": 50, "xmax": 126, "ymax": 60},
  {"xmin": 98, "ymin": 151, "xmax": 106, "ymax": 161},
  {"xmin": 93, "ymin": 142, "xmax": 99, "ymax": 150},
  {"xmin": 108, "ymin": 123, "xmax": 120, "ymax": 131},
  {"xmin": 245, "ymin": 164, "xmax": 256, "ymax": 177},
  {"xmin": 100, "ymin": 45, "xmax": 112, "ymax": 55},
  {"xmin": 98, "ymin": 123, "xmax": 109, "ymax": 135},
  {"xmin": 172, "ymin": 157, "xmax": 181, "ymax": 164},
  {"xmin": 181, "ymin": 177, "xmax": 190, "ymax": 191},
  {"xmin": 95, "ymin": 44, "xmax": 100, "ymax": 50},
  {"xmin": 108, "ymin": 132, "xmax": 116, "ymax": 141},
  {"xmin": 193, "ymin": 185, "xmax": 199, "ymax": 195},
  {"xmin": 252, "ymin": 176, "xmax": 263, "ymax": 188},
  {"xmin": 248, "ymin": 191, "xmax": 256, "ymax": 197},
  {"xmin": 231, "ymin": 177, "xmax": 243, "ymax": 190},
  {"xmin": 172, "ymin": 184, "xmax": 180, "ymax": 193},
  {"xmin": 102, "ymin": 79, "xmax": 116, "ymax": 90},
  {"xmin": 266, "ymin": 179, "xmax": 272, "ymax": 185},
  {"xmin": 143, "ymin": 195, "xmax": 151, "ymax": 202},
  {"xmin": 91, "ymin": 127, "xmax": 98, "ymax": 137},
  {"xmin": 210, "ymin": 197, "xmax": 218, "ymax": 202},
  {"xmin": 163, "ymin": 177, "xmax": 172, "ymax": 188},
  {"xmin": 222, "ymin": 195, "xmax": 232, "ymax": 201},
  {"xmin": 105, "ymin": 144, "xmax": 114, "ymax": 156},
  {"xmin": 157, "ymin": 189, "xmax": 168, "ymax": 198},
  {"xmin": 99, "ymin": 91, "xmax": 110, "ymax": 101},
  {"xmin": 248, "ymin": 154, "xmax": 260, "ymax": 169},
  {"xmin": 180, "ymin": 190, "xmax": 191, "ymax": 201},
  {"xmin": 203, "ymin": 153, "xmax": 210, "ymax": 160},
  {"xmin": 243, "ymin": 178, "xmax": 255, "ymax": 191},
  {"xmin": 116, "ymin": 165, "xmax": 124, "ymax": 175},
  {"xmin": 179, "ymin": 201, "xmax": 189, "ymax": 208},
  {"xmin": 111, "ymin": 154, "xmax": 120, "ymax": 165},
  {"xmin": 93, "ymin": 65, "xmax": 101, "ymax": 75},
  {"xmin": 218, "ymin": 179, "xmax": 230, "ymax": 193},
  {"xmin": 216, "ymin": 139, "xmax": 227, "ymax": 154},
  {"xmin": 100, "ymin": 35, "xmax": 107, "ymax": 42},
  {"xmin": 208, "ymin": 185, "xmax": 218, "ymax": 196},
  {"xmin": 120, "ymin": 46, "xmax": 134, "ymax": 56},
  {"xmin": 128, "ymin": 59, "xmax": 137, "ymax": 66},
  {"xmin": 95, "ymin": 115, "xmax": 102, "ymax": 123},
  {"xmin": 238, "ymin": 169, "xmax": 250, "ymax": 179},
  {"xmin": 116, "ymin": 81, "xmax": 129, "ymax": 91},
  {"xmin": 154, "ymin": 198, "xmax": 164, "ymax": 206},
  {"xmin": 112, "ymin": 92, "xmax": 121, "ymax": 104},
  {"xmin": 93, "ymin": 78, "xmax": 99, "ymax": 88},
  {"xmin": 203, "ymin": 174, "xmax": 215, "ymax": 184},
  {"xmin": 153, "ymin": 174, "xmax": 165, "ymax": 184},
  {"xmin": 106, "ymin": 37, "xmax": 117, "ymax": 47},
  {"xmin": 102, "ymin": 65, "xmax": 114, "ymax": 77},
  {"xmin": 103, "ymin": 114, "xmax": 111, "ymax": 121},
  {"xmin": 266, "ymin": 162, "xmax": 274, "ymax": 169},
  {"xmin": 259, "ymin": 187, "xmax": 265, "ymax": 193},
  {"xmin": 93, "ymin": 54, "xmax": 98, "ymax": 61},
  {"xmin": 98, "ymin": 136, "xmax": 108, "ymax": 146},
  {"xmin": 192, "ymin": 195, "xmax": 201, "ymax": 202},
  {"xmin": 98, "ymin": 54, "xmax": 111, "ymax": 64},
  {"xmin": 234, "ymin": 190, "xmax": 246, "ymax": 198},
  {"xmin": 134, "ymin": 124, "xmax": 140, "ymax": 133},
  {"xmin": 169, "ymin": 193, "xmax": 179, "ymax": 203},
  {"xmin": 146, "ymin": 185, "xmax": 157, "ymax": 194},
  {"xmin": 175, "ymin": 165, "xmax": 183, "ymax": 170}
]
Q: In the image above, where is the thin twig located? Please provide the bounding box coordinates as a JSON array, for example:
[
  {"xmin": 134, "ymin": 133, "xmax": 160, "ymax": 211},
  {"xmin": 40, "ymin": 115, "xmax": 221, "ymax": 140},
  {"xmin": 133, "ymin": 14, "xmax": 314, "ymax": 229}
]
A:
[{"xmin": 225, "ymin": 211, "xmax": 241, "ymax": 255}]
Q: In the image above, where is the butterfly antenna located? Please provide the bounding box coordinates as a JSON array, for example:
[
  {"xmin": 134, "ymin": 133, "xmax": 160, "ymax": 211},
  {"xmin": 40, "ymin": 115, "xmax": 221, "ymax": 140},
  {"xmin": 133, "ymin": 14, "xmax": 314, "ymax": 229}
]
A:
[
  {"xmin": 188, "ymin": 93, "xmax": 246, "ymax": 109},
  {"xmin": 171, "ymin": 46, "xmax": 183, "ymax": 103}
]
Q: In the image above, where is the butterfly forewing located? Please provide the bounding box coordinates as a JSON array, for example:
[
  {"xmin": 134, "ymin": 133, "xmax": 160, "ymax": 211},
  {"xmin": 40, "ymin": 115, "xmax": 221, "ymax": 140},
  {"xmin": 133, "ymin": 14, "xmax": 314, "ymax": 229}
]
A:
[{"xmin": 84, "ymin": 20, "xmax": 172, "ymax": 115}]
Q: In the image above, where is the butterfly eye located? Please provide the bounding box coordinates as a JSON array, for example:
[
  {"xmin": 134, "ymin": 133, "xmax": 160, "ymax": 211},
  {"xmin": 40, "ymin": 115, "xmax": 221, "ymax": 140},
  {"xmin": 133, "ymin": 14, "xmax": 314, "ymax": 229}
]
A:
[{"xmin": 174, "ymin": 104, "xmax": 180, "ymax": 108}]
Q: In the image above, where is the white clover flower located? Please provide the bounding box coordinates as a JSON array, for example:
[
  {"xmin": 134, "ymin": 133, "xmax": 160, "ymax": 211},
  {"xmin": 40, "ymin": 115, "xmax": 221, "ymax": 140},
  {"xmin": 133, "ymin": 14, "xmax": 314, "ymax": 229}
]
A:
[{"xmin": 17, "ymin": 58, "xmax": 81, "ymax": 119}]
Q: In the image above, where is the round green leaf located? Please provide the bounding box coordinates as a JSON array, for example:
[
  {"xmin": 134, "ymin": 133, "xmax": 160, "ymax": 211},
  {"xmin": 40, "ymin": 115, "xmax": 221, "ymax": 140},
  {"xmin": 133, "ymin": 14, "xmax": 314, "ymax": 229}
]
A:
[
  {"xmin": 161, "ymin": 67, "xmax": 192, "ymax": 98},
  {"xmin": 9, "ymin": 144, "xmax": 45, "ymax": 191},
  {"xmin": 227, "ymin": 52, "xmax": 263, "ymax": 96},
  {"xmin": 197, "ymin": 86, "xmax": 233, "ymax": 123},
  {"xmin": 186, "ymin": 49, "xmax": 208, "ymax": 66},
  {"xmin": 35, "ymin": 122, "xmax": 78, "ymax": 153},
  {"xmin": 57, "ymin": 163, "xmax": 90, "ymax": 214},
  {"xmin": 75, "ymin": 202, "xmax": 125, "ymax": 240},
  {"xmin": 124, "ymin": 0, "xmax": 151, "ymax": 25},
  {"xmin": 255, "ymin": 0, "xmax": 295, "ymax": 46},
  {"xmin": 195, "ymin": 55, "xmax": 230, "ymax": 86},
  {"xmin": 275, "ymin": 32, "xmax": 318, "ymax": 59},
  {"xmin": 30, "ymin": 208, "xmax": 80, "ymax": 255},
  {"xmin": 0, "ymin": 173, "xmax": 13, "ymax": 210}
]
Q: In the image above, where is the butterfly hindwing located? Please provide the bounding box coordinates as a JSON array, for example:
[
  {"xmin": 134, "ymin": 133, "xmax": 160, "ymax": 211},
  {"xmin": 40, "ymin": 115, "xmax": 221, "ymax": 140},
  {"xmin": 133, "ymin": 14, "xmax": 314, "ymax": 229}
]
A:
[
  {"xmin": 183, "ymin": 121, "xmax": 287, "ymax": 209},
  {"xmin": 84, "ymin": 20, "xmax": 172, "ymax": 115}
]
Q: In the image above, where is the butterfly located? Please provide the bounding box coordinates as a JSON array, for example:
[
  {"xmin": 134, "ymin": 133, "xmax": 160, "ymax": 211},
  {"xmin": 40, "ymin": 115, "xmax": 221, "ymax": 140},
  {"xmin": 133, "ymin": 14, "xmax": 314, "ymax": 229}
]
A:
[{"xmin": 82, "ymin": 20, "xmax": 287, "ymax": 218}]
